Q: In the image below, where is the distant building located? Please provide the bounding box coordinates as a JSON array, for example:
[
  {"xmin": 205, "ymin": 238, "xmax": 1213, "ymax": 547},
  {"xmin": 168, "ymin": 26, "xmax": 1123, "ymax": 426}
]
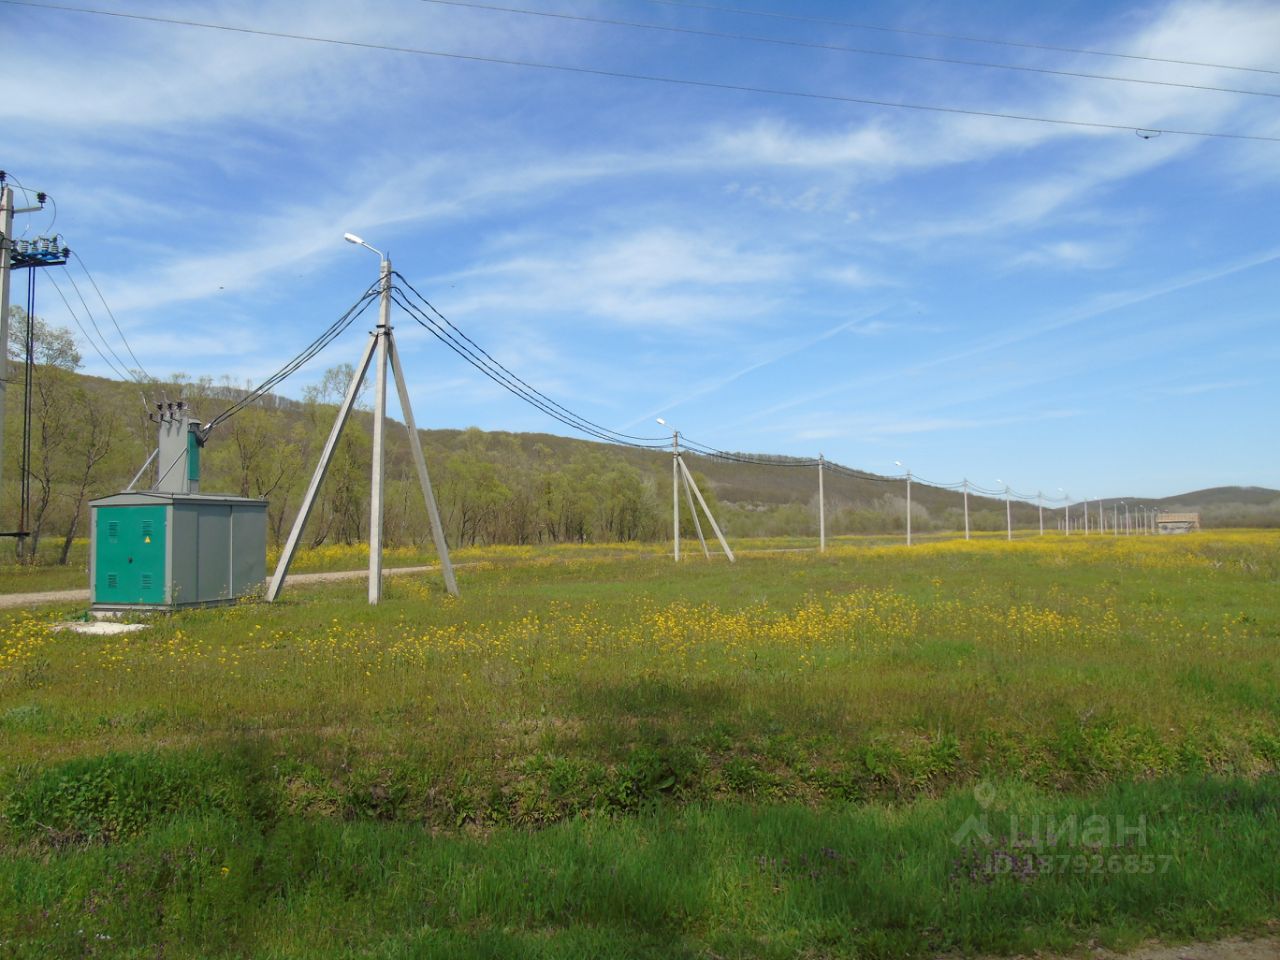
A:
[{"xmin": 1156, "ymin": 512, "xmax": 1200, "ymax": 534}]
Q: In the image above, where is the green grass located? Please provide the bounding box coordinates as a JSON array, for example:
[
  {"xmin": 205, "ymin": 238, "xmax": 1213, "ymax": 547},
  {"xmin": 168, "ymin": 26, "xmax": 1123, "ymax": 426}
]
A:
[
  {"xmin": 3, "ymin": 776, "xmax": 1277, "ymax": 958},
  {"xmin": 2, "ymin": 532, "xmax": 1279, "ymax": 956}
]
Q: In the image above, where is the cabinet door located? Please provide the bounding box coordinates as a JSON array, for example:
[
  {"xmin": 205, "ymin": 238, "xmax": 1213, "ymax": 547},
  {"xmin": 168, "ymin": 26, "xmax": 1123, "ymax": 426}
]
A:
[{"xmin": 95, "ymin": 506, "xmax": 167, "ymax": 604}]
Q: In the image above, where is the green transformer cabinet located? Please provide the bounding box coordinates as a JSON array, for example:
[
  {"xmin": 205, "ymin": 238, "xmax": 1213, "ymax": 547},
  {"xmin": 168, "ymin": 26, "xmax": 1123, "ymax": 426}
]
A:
[{"xmin": 89, "ymin": 492, "xmax": 268, "ymax": 610}]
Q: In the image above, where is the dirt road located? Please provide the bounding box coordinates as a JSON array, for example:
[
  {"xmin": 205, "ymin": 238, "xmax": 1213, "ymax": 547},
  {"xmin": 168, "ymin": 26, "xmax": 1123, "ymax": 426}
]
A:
[{"xmin": 0, "ymin": 564, "xmax": 442, "ymax": 610}]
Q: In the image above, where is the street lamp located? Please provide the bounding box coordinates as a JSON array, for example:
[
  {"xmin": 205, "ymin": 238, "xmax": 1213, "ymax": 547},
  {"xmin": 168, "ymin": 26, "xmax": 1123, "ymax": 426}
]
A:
[
  {"xmin": 343, "ymin": 232, "xmax": 385, "ymax": 262},
  {"xmin": 895, "ymin": 460, "xmax": 912, "ymax": 546}
]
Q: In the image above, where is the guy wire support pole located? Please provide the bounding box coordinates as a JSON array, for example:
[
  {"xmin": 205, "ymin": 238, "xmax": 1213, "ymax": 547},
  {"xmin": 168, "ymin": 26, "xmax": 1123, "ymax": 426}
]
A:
[
  {"xmin": 682, "ymin": 457, "xmax": 711, "ymax": 559},
  {"xmin": 818, "ymin": 454, "xmax": 825, "ymax": 553},
  {"xmin": 676, "ymin": 454, "xmax": 735, "ymax": 562}
]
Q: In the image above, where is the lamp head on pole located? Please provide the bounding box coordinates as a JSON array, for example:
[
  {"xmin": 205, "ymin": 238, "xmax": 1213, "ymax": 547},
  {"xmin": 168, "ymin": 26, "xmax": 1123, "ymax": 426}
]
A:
[{"xmin": 343, "ymin": 231, "xmax": 385, "ymax": 261}]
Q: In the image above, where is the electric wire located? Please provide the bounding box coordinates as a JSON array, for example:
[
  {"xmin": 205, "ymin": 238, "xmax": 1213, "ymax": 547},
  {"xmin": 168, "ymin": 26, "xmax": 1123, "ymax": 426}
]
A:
[
  {"xmin": 393, "ymin": 274, "xmax": 671, "ymax": 446},
  {"xmin": 57, "ymin": 266, "xmax": 140, "ymax": 383},
  {"xmin": 3, "ymin": 1, "xmax": 1278, "ymax": 142},
  {"xmin": 44, "ymin": 272, "xmax": 134, "ymax": 382},
  {"xmin": 70, "ymin": 251, "xmax": 152, "ymax": 381},
  {"xmin": 418, "ymin": 0, "xmax": 1280, "ymax": 100},
  {"xmin": 204, "ymin": 283, "xmax": 382, "ymax": 432},
  {"xmin": 629, "ymin": 0, "xmax": 1280, "ymax": 78},
  {"xmin": 392, "ymin": 289, "xmax": 670, "ymax": 448}
]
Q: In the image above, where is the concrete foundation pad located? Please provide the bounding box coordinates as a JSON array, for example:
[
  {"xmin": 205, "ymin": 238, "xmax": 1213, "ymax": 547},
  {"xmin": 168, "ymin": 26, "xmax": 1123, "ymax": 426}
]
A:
[{"xmin": 53, "ymin": 620, "xmax": 151, "ymax": 636}]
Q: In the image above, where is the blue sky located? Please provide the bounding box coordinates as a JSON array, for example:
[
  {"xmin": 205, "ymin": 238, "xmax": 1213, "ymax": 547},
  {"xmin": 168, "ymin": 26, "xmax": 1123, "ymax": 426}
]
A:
[{"xmin": 3, "ymin": 0, "xmax": 1278, "ymax": 499}]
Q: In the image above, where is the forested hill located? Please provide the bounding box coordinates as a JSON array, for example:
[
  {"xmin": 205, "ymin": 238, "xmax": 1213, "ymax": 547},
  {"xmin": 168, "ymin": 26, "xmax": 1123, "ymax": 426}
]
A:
[{"xmin": 5, "ymin": 356, "xmax": 1277, "ymax": 557}]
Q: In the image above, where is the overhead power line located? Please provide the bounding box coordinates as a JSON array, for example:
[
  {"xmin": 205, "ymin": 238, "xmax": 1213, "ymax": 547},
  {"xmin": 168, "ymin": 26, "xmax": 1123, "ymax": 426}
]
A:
[
  {"xmin": 204, "ymin": 282, "xmax": 382, "ymax": 432},
  {"xmin": 419, "ymin": 0, "xmax": 1280, "ymax": 100},
  {"xmin": 44, "ymin": 272, "xmax": 132, "ymax": 382},
  {"xmin": 4, "ymin": 1, "xmax": 1278, "ymax": 142},
  {"xmin": 629, "ymin": 0, "xmax": 1280, "ymax": 78},
  {"xmin": 391, "ymin": 284, "xmax": 671, "ymax": 448},
  {"xmin": 70, "ymin": 251, "xmax": 153, "ymax": 381},
  {"xmin": 394, "ymin": 273, "xmax": 670, "ymax": 445},
  {"xmin": 57, "ymin": 266, "xmax": 140, "ymax": 383}
]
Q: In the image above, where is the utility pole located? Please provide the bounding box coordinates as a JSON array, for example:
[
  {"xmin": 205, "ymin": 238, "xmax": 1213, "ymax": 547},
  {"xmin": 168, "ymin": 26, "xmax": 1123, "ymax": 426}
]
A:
[
  {"xmin": 0, "ymin": 175, "xmax": 61, "ymax": 544},
  {"xmin": 963, "ymin": 479, "xmax": 970, "ymax": 540},
  {"xmin": 660, "ymin": 420, "xmax": 679, "ymax": 561},
  {"xmin": 817, "ymin": 453, "xmax": 825, "ymax": 552},
  {"xmin": 0, "ymin": 183, "xmax": 11, "ymax": 513},
  {"xmin": 368, "ymin": 257, "xmax": 391, "ymax": 603},
  {"xmin": 657, "ymin": 418, "xmax": 733, "ymax": 564},
  {"xmin": 895, "ymin": 461, "xmax": 911, "ymax": 546},
  {"xmin": 1038, "ymin": 491, "xmax": 1044, "ymax": 536},
  {"xmin": 1002, "ymin": 483, "xmax": 1012, "ymax": 541},
  {"xmin": 267, "ymin": 235, "xmax": 457, "ymax": 604}
]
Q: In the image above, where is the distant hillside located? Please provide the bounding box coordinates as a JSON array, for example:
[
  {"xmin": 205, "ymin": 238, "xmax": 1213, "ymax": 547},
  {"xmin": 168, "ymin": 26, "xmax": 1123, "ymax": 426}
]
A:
[
  {"xmin": 1157, "ymin": 486, "xmax": 1280, "ymax": 508},
  {"xmin": 5, "ymin": 359, "xmax": 1278, "ymax": 553}
]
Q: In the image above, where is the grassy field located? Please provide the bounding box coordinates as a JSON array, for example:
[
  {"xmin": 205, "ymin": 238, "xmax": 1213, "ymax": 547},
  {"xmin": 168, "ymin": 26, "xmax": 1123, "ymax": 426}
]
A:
[{"xmin": 1, "ymin": 532, "xmax": 1279, "ymax": 957}]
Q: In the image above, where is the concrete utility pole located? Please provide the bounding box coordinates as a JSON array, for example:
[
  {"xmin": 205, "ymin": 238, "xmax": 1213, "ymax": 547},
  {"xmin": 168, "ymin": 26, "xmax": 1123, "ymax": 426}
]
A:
[
  {"xmin": 1, "ymin": 177, "xmax": 59, "ymax": 540},
  {"xmin": 963, "ymin": 479, "xmax": 970, "ymax": 540},
  {"xmin": 895, "ymin": 461, "xmax": 911, "ymax": 546},
  {"xmin": 657, "ymin": 418, "xmax": 733, "ymax": 563},
  {"xmin": 659, "ymin": 419, "xmax": 679, "ymax": 561},
  {"xmin": 0, "ymin": 185, "xmax": 11, "ymax": 525},
  {"xmin": 368, "ymin": 257, "xmax": 391, "ymax": 603},
  {"xmin": 818, "ymin": 454, "xmax": 825, "ymax": 552},
  {"xmin": 996, "ymin": 480, "xmax": 1011, "ymax": 541},
  {"xmin": 1038, "ymin": 491, "xmax": 1044, "ymax": 536},
  {"xmin": 267, "ymin": 234, "xmax": 457, "ymax": 604}
]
